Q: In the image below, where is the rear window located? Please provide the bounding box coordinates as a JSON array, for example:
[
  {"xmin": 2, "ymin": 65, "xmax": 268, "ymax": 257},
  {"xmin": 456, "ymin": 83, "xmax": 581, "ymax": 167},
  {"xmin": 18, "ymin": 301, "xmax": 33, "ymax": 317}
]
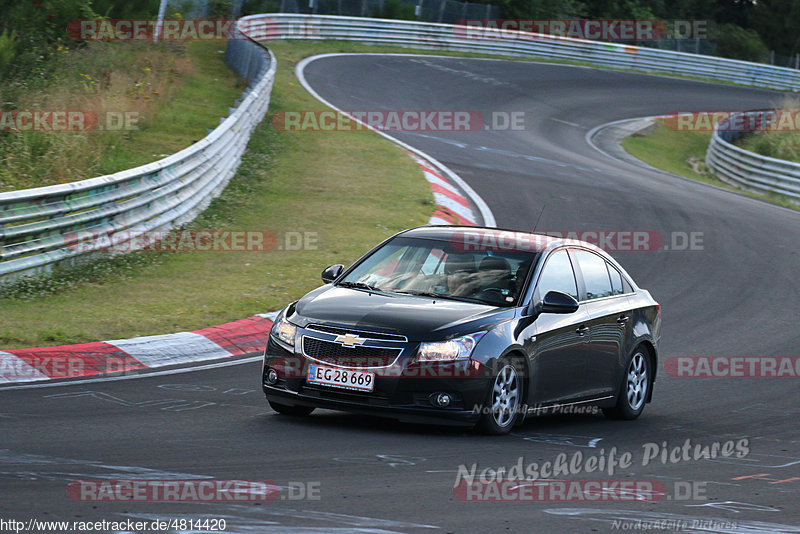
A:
[
  {"xmin": 608, "ymin": 264, "xmax": 624, "ymax": 295},
  {"xmin": 573, "ymin": 250, "xmax": 613, "ymax": 300}
]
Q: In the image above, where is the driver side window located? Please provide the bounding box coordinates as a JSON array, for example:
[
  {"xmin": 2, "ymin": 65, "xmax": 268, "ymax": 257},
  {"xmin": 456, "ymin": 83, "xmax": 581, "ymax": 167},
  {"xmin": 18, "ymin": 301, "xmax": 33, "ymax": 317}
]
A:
[{"xmin": 535, "ymin": 249, "xmax": 578, "ymax": 300}]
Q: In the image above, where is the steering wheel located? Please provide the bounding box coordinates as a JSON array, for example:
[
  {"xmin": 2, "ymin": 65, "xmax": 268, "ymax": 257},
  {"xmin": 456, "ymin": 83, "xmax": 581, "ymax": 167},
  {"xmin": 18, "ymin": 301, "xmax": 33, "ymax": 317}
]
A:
[{"xmin": 476, "ymin": 288, "xmax": 510, "ymax": 303}]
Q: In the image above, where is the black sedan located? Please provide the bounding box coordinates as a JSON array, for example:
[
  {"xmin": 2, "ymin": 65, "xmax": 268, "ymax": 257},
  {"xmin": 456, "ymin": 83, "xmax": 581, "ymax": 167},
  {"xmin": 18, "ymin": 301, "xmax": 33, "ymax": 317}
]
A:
[{"xmin": 262, "ymin": 226, "xmax": 661, "ymax": 434}]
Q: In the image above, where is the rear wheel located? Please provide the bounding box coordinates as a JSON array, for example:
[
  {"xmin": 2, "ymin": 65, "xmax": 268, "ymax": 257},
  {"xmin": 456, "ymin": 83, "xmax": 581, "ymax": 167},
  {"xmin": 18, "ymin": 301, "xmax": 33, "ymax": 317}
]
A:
[
  {"xmin": 603, "ymin": 349, "xmax": 650, "ymax": 420},
  {"xmin": 269, "ymin": 400, "xmax": 315, "ymax": 417},
  {"xmin": 477, "ymin": 357, "xmax": 523, "ymax": 435}
]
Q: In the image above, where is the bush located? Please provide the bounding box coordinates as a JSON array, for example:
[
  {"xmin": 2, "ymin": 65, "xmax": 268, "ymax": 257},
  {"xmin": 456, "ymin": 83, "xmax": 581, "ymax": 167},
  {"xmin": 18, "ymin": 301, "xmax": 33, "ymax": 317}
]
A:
[
  {"xmin": 500, "ymin": 0, "xmax": 587, "ymax": 20},
  {"xmin": 241, "ymin": 0, "xmax": 280, "ymax": 15},
  {"xmin": 736, "ymin": 98, "xmax": 800, "ymax": 164},
  {"xmin": 740, "ymin": 133, "xmax": 800, "ymax": 163},
  {"xmin": 207, "ymin": 0, "xmax": 236, "ymax": 18},
  {"xmin": 0, "ymin": 0, "xmax": 98, "ymax": 81},
  {"xmin": 0, "ymin": 29, "xmax": 15, "ymax": 74},
  {"xmin": 713, "ymin": 23, "xmax": 769, "ymax": 63},
  {"xmin": 372, "ymin": 0, "xmax": 417, "ymax": 21}
]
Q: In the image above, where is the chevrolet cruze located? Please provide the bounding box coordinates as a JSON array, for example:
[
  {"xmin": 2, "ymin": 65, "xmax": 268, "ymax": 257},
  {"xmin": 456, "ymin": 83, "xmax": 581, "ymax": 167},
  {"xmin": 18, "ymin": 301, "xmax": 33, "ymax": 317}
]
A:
[{"xmin": 262, "ymin": 226, "xmax": 661, "ymax": 434}]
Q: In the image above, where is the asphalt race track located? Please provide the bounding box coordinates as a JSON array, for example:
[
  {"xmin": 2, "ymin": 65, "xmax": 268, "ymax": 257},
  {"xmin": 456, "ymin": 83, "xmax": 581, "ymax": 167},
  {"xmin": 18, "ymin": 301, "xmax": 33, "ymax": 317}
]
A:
[{"xmin": 2, "ymin": 55, "xmax": 800, "ymax": 533}]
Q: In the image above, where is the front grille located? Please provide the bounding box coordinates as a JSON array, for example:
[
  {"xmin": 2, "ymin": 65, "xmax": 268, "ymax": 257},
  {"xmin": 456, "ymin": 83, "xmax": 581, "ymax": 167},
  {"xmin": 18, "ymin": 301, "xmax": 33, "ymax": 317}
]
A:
[
  {"xmin": 306, "ymin": 324, "xmax": 407, "ymax": 342},
  {"xmin": 302, "ymin": 336, "xmax": 402, "ymax": 368}
]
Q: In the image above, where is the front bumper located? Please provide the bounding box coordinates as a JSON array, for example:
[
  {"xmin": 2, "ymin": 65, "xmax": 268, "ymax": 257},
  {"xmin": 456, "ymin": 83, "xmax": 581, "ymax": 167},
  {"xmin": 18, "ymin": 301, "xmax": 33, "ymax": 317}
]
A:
[{"xmin": 262, "ymin": 336, "xmax": 490, "ymax": 427}]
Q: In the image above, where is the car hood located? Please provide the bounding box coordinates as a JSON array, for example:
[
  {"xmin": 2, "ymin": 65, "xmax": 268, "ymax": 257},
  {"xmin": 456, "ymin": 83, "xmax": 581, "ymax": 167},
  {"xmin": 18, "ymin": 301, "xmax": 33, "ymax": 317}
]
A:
[{"xmin": 290, "ymin": 285, "xmax": 513, "ymax": 340}]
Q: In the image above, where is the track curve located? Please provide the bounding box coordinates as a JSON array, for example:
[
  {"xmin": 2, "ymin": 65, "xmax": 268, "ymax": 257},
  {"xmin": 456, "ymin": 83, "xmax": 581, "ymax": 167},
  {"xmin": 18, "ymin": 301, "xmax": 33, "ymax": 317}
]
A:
[{"xmin": 2, "ymin": 55, "xmax": 799, "ymax": 533}]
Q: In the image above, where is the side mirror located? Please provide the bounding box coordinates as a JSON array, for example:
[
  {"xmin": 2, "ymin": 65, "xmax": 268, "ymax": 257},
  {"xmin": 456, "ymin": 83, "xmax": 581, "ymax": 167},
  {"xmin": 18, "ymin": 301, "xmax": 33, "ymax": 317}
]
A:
[
  {"xmin": 321, "ymin": 264, "xmax": 344, "ymax": 284},
  {"xmin": 540, "ymin": 291, "xmax": 579, "ymax": 314}
]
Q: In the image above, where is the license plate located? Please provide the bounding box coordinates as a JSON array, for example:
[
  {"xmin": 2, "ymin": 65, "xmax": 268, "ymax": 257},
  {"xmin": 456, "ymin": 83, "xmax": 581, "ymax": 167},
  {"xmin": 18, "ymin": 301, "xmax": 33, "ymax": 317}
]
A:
[{"xmin": 307, "ymin": 364, "xmax": 375, "ymax": 392}]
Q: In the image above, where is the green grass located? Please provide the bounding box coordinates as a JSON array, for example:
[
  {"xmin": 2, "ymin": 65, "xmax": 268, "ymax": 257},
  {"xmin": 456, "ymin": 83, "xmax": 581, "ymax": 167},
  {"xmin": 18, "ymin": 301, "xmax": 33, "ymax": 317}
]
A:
[
  {"xmin": 96, "ymin": 41, "xmax": 248, "ymax": 175},
  {"xmin": 0, "ymin": 40, "xmax": 433, "ymax": 349},
  {"xmin": 0, "ymin": 40, "xmax": 246, "ymax": 192},
  {"xmin": 738, "ymin": 131, "xmax": 800, "ymax": 164},
  {"xmin": 736, "ymin": 98, "xmax": 800, "ymax": 164},
  {"xmin": 622, "ymin": 122, "xmax": 713, "ymax": 183},
  {"xmin": 622, "ymin": 120, "xmax": 800, "ymax": 210}
]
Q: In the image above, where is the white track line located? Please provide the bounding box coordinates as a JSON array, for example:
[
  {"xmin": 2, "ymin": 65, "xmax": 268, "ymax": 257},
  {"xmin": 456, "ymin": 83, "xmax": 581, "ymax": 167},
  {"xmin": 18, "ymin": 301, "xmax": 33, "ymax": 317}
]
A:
[{"xmin": 295, "ymin": 53, "xmax": 496, "ymax": 227}]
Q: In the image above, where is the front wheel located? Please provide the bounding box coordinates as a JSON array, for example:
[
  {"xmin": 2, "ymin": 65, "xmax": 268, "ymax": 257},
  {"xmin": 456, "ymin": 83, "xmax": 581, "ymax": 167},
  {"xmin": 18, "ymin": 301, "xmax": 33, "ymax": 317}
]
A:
[
  {"xmin": 477, "ymin": 358, "xmax": 523, "ymax": 435},
  {"xmin": 269, "ymin": 400, "xmax": 315, "ymax": 417},
  {"xmin": 603, "ymin": 349, "xmax": 650, "ymax": 420}
]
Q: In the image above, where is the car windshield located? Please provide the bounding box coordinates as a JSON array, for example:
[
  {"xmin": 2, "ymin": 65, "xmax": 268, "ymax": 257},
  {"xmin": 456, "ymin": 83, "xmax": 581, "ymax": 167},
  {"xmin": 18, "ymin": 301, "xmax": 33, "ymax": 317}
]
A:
[{"xmin": 338, "ymin": 236, "xmax": 539, "ymax": 307}]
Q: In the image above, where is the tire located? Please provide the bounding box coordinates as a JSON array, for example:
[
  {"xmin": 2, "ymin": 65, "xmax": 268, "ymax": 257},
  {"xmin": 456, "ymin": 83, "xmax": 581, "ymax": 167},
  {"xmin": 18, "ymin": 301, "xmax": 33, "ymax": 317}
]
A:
[
  {"xmin": 477, "ymin": 357, "xmax": 523, "ymax": 435},
  {"xmin": 603, "ymin": 349, "xmax": 650, "ymax": 420},
  {"xmin": 269, "ymin": 400, "xmax": 315, "ymax": 417}
]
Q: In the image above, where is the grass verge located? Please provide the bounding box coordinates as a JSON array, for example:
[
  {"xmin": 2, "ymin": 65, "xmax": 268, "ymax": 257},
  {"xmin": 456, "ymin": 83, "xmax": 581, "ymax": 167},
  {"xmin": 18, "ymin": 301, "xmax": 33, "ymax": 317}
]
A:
[
  {"xmin": 0, "ymin": 40, "xmax": 245, "ymax": 192},
  {"xmin": 96, "ymin": 41, "xmax": 248, "ymax": 175},
  {"xmin": 0, "ymin": 40, "xmax": 433, "ymax": 349},
  {"xmin": 621, "ymin": 120, "xmax": 800, "ymax": 210},
  {"xmin": 739, "ymin": 132, "xmax": 800, "ymax": 164}
]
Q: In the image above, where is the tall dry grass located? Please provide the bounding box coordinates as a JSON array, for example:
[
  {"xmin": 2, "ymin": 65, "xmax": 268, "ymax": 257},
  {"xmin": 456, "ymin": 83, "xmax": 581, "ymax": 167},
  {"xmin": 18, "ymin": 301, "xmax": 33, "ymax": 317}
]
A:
[
  {"xmin": 0, "ymin": 41, "xmax": 193, "ymax": 192},
  {"xmin": 737, "ymin": 96, "xmax": 800, "ymax": 164}
]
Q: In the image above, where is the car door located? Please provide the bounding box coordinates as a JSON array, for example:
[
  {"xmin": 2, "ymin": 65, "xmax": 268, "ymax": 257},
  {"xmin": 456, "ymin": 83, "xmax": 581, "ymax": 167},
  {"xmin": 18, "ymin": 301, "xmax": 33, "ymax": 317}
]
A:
[
  {"xmin": 570, "ymin": 249, "xmax": 632, "ymax": 398},
  {"xmin": 527, "ymin": 248, "xmax": 591, "ymax": 404}
]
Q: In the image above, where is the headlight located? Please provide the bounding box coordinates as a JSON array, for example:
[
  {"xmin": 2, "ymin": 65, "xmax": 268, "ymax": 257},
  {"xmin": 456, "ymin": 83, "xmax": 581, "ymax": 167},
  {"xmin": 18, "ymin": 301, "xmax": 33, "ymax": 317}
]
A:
[
  {"xmin": 417, "ymin": 332, "xmax": 485, "ymax": 362},
  {"xmin": 273, "ymin": 314, "xmax": 297, "ymax": 347}
]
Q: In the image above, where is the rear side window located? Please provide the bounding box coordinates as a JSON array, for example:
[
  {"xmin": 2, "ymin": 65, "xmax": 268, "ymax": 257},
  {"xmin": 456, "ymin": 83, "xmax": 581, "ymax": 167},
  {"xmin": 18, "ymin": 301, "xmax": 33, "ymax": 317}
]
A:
[
  {"xmin": 535, "ymin": 249, "xmax": 578, "ymax": 300},
  {"xmin": 573, "ymin": 250, "xmax": 613, "ymax": 300},
  {"xmin": 607, "ymin": 264, "xmax": 624, "ymax": 295}
]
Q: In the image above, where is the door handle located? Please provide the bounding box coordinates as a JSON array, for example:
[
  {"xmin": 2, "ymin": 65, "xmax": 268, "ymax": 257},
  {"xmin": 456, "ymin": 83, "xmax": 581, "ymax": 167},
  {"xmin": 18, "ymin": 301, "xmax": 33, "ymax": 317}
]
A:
[
  {"xmin": 576, "ymin": 325, "xmax": 589, "ymax": 336},
  {"xmin": 617, "ymin": 315, "xmax": 629, "ymax": 325}
]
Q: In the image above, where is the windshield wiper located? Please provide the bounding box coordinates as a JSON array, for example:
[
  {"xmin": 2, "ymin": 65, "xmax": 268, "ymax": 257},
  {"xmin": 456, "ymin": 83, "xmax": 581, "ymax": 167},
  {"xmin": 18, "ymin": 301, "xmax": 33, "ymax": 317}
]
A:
[
  {"xmin": 396, "ymin": 290, "xmax": 506, "ymax": 306},
  {"xmin": 337, "ymin": 281, "xmax": 380, "ymax": 291},
  {"xmin": 393, "ymin": 290, "xmax": 484, "ymax": 304},
  {"xmin": 394, "ymin": 289, "xmax": 445, "ymax": 298}
]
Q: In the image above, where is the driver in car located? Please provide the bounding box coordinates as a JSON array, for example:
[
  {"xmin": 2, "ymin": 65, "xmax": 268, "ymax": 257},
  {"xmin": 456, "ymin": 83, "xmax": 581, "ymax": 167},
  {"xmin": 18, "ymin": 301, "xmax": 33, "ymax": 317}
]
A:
[{"xmin": 447, "ymin": 254, "xmax": 516, "ymax": 304}]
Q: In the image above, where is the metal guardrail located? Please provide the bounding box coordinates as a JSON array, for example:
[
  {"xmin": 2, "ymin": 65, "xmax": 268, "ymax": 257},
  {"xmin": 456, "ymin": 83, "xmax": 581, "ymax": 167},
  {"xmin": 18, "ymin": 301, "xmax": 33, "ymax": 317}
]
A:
[
  {"xmin": 706, "ymin": 112, "xmax": 800, "ymax": 202},
  {"xmin": 239, "ymin": 14, "xmax": 800, "ymax": 91},
  {"xmin": 0, "ymin": 32, "xmax": 275, "ymax": 282}
]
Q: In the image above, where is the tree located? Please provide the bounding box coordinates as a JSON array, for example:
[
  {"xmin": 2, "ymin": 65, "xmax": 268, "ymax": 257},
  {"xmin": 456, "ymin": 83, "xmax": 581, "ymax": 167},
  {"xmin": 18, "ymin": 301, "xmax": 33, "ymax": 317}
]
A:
[
  {"xmin": 748, "ymin": 0, "xmax": 800, "ymax": 58},
  {"xmin": 714, "ymin": 23, "xmax": 769, "ymax": 62},
  {"xmin": 500, "ymin": 0, "xmax": 587, "ymax": 20}
]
